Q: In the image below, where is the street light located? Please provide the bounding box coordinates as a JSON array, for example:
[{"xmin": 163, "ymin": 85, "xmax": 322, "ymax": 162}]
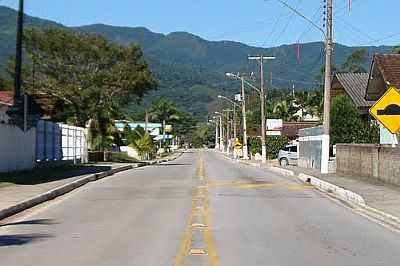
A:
[
  {"xmin": 209, "ymin": 117, "xmax": 219, "ymax": 151},
  {"xmin": 214, "ymin": 112, "xmax": 224, "ymax": 152},
  {"xmin": 225, "ymin": 73, "xmax": 250, "ymax": 160},
  {"xmin": 248, "ymin": 56, "xmax": 276, "ymax": 164},
  {"xmin": 217, "ymin": 95, "xmax": 240, "ymax": 140}
]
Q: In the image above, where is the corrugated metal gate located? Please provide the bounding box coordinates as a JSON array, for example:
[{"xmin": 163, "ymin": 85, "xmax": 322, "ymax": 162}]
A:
[
  {"xmin": 36, "ymin": 120, "xmax": 87, "ymax": 163},
  {"xmin": 298, "ymin": 126, "xmax": 324, "ymax": 170}
]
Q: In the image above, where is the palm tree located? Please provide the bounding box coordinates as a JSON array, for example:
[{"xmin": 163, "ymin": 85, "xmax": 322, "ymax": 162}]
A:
[
  {"xmin": 148, "ymin": 98, "xmax": 180, "ymax": 148},
  {"xmin": 273, "ymin": 99, "xmax": 299, "ymax": 122},
  {"xmin": 124, "ymin": 126, "xmax": 155, "ymax": 160},
  {"xmin": 273, "ymin": 100, "xmax": 291, "ymax": 121}
]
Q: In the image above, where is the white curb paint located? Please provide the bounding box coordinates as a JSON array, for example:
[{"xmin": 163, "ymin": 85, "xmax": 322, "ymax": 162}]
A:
[
  {"xmin": 269, "ymin": 167, "xmax": 295, "ymax": 177},
  {"xmin": 298, "ymin": 173, "xmax": 366, "ymax": 205}
]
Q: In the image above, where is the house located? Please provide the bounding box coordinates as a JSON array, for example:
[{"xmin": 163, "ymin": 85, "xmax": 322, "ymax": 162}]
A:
[
  {"xmin": 331, "ymin": 72, "xmax": 374, "ymax": 119},
  {"xmin": 114, "ymin": 120, "xmax": 174, "ymax": 142},
  {"xmin": 281, "ymin": 121, "xmax": 319, "ymax": 140},
  {"xmin": 365, "ymin": 54, "xmax": 400, "ymax": 101},
  {"xmin": 0, "ymin": 91, "xmax": 13, "ymax": 123},
  {"xmin": 364, "ymin": 54, "xmax": 400, "ymax": 144}
]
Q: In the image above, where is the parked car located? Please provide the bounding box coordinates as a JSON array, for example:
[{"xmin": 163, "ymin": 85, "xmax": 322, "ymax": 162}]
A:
[{"xmin": 278, "ymin": 144, "xmax": 298, "ymax": 167}]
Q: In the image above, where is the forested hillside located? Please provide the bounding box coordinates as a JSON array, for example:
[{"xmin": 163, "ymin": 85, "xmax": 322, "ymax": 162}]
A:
[{"xmin": 0, "ymin": 6, "xmax": 393, "ymax": 118}]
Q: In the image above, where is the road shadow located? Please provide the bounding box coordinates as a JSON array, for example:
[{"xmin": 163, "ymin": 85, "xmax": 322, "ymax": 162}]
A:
[
  {"xmin": 0, "ymin": 165, "xmax": 111, "ymax": 185},
  {"xmin": 0, "ymin": 234, "xmax": 52, "ymax": 247},
  {"xmin": 0, "ymin": 219, "xmax": 57, "ymax": 228}
]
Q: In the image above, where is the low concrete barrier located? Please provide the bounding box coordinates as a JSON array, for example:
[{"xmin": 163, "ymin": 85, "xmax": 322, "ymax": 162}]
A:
[{"xmin": 298, "ymin": 173, "xmax": 366, "ymax": 205}]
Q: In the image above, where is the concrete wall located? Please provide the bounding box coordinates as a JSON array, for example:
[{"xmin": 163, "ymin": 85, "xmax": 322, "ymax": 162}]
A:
[
  {"xmin": 120, "ymin": 146, "xmax": 139, "ymax": 159},
  {"xmin": 337, "ymin": 144, "xmax": 400, "ymax": 185},
  {"xmin": 0, "ymin": 124, "xmax": 36, "ymax": 172}
]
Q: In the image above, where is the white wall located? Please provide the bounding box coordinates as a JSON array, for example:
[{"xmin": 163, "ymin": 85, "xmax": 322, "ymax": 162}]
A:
[
  {"xmin": 0, "ymin": 124, "xmax": 36, "ymax": 172},
  {"xmin": 120, "ymin": 146, "xmax": 139, "ymax": 159}
]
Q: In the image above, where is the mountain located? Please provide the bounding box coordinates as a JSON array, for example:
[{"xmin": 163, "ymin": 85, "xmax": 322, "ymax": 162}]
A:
[{"xmin": 0, "ymin": 6, "xmax": 394, "ymax": 118}]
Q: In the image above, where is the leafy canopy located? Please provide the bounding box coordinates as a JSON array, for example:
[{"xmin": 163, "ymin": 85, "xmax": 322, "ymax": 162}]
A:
[
  {"xmin": 148, "ymin": 97, "xmax": 180, "ymax": 124},
  {"xmin": 23, "ymin": 27, "xmax": 158, "ymax": 126},
  {"xmin": 341, "ymin": 49, "xmax": 369, "ymax": 73},
  {"xmin": 331, "ymin": 95, "xmax": 379, "ymax": 144}
]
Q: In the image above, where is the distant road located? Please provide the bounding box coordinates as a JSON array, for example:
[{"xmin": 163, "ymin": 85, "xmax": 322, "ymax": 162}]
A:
[{"xmin": 1, "ymin": 150, "xmax": 400, "ymax": 266}]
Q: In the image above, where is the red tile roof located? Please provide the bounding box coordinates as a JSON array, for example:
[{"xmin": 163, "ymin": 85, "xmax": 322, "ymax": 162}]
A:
[
  {"xmin": 0, "ymin": 91, "xmax": 13, "ymax": 106},
  {"xmin": 374, "ymin": 54, "xmax": 400, "ymax": 88},
  {"xmin": 282, "ymin": 122, "xmax": 319, "ymax": 138}
]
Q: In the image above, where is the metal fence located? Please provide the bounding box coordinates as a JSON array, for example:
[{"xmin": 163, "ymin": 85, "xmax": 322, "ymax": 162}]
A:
[
  {"xmin": 298, "ymin": 126, "xmax": 324, "ymax": 170},
  {"xmin": 36, "ymin": 120, "xmax": 87, "ymax": 163}
]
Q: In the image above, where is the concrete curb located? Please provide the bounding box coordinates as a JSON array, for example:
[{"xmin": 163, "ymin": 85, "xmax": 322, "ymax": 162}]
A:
[
  {"xmin": 269, "ymin": 167, "xmax": 295, "ymax": 177},
  {"xmin": 297, "ymin": 173, "xmax": 366, "ymax": 206},
  {"xmin": 0, "ymin": 151, "xmax": 183, "ymax": 221}
]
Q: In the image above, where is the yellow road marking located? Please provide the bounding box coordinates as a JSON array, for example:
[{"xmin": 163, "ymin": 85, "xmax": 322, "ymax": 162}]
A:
[
  {"xmin": 174, "ymin": 157, "xmax": 220, "ymax": 266},
  {"xmin": 174, "ymin": 209, "xmax": 193, "ymax": 266},
  {"xmin": 236, "ymin": 183, "xmax": 274, "ymax": 189},
  {"xmin": 190, "ymin": 249, "xmax": 207, "ymax": 255}
]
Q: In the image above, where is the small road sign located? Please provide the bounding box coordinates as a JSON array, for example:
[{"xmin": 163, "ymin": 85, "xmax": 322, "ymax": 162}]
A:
[
  {"xmin": 369, "ymin": 86, "xmax": 400, "ymax": 134},
  {"xmin": 233, "ymin": 140, "xmax": 242, "ymax": 150}
]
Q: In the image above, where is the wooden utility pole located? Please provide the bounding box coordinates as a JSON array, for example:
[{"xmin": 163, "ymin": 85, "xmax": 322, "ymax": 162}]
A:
[
  {"xmin": 14, "ymin": 0, "xmax": 24, "ymax": 102},
  {"xmin": 248, "ymin": 56, "xmax": 275, "ymax": 164},
  {"xmin": 321, "ymin": 0, "xmax": 333, "ymax": 174}
]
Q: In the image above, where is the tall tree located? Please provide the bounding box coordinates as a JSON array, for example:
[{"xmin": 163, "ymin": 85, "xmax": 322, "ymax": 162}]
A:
[
  {"xmin": 331, "ymin": 95, "xmax": 379, "ymax": 144},
  {"xmin": 22, "ymin": 27, "xmax": 157, "ymax": 150},
  {"xmin": 392, "ymin": 46, "xmax": 400, "ymax": 54},
  {"xmin": 148, "ymin": 98, "xmax": 180, "ymax": 147},
  {"xmin": 341, "ymin": 49, "xmax": 369, "ymax": 73},
  {"xmin": 272, "ymin": 99, "xmax": 299, "ymax": 122}
]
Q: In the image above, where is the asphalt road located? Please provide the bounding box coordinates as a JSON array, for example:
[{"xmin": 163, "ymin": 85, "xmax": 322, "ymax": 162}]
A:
[{"xmin": 1, "ymin": 150, "xmax": 400, "ymax": 266}]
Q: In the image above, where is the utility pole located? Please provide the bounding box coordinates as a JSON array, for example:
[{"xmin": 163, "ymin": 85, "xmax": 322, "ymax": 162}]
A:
[
  {"xmin": 321, "ymin": 0, "xmax": 333, "ymax": 174},
  {"xmin": 222, "ymin": 109, "xmax": 233, "ymax": 156},
  {"xmin": 219, "ymin": 115, "xmax": 223, "ymax": 152},
  {"xmin": 248, "ymin": 56, "xmax": 275, "ymax": 164},
  {"xmin": 214, "ymin": 118, "xmax": 219, "ymax": 150},
  {"xmin": 233, "ymin": 103, "xmax": 237, "ymax": 140},
  {"xmin": 241, "ymin": 77, "xmax": 249, "ymax": 160},
  {"xmin": 14, "ymin": 0, "xmax": 24, "ymax": 102}
]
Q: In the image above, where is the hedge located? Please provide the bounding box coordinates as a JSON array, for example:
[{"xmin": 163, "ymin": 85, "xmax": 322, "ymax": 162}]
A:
[{"xmin": 248, "ymin": 135, "xmax": 289, "ymax": 159}]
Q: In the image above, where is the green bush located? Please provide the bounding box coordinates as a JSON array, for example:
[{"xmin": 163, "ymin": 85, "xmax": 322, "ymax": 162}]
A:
[
  {"xmin": 266, "ymin": 136, "xmax": 289, "ymax": 159},
  {"xmin": 249, "ymin": 137, "xmax": 261, "ymax": 155},
  {"xmin": 331, "ymin": 95, "xmax": 379, "ymax": 144},
  {"xmin": 248, "ymin": 135, "xmax": 289, "ymax": 159}
]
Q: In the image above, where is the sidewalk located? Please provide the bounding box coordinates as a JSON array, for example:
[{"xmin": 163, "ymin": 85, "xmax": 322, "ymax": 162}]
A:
[
  {"xmin": 0, "ymin": 151, "xmax": 183, "ymax": 220},
  {"xmin": 286, "ymin": 165, "xmax": 400, "ymax": 219},
  {"xmin": 0, "ymin": 163, "xmax": 131, "ymax": 214}
]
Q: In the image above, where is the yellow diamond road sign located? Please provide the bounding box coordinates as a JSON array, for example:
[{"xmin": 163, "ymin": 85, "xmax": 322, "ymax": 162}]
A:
[
  {"xmin": 369, "ymin": 86, "xmax": 400, "ymax": 134},
  {"xmin": 234, "ymin": 140, "xmax": 242, "ymax": 150}
]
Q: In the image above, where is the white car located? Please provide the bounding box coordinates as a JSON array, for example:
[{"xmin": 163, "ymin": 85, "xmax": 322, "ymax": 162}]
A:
[{"xmin": 278, "ymin": 144, "xmax": 298, "ymax": 167}]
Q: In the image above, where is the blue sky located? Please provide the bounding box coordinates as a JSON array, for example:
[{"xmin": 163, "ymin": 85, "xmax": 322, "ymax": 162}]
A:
[{"xmin": 1, "ymin": 0, "xmax": 399, "ymax": 47}]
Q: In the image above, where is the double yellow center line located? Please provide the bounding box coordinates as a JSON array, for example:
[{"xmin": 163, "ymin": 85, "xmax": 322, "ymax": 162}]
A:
[{"xmin": 174, "ymin": 157, "xmax": 220, "ymax": 266}]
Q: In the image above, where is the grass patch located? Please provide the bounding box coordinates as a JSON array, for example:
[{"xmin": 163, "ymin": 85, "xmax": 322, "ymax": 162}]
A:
[{"xmin": 0, "ymin": 182, "xmax": 14, "ymax": 189}]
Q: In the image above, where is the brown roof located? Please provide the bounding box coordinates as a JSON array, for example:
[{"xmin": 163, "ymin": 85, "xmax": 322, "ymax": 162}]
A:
[
  {"xmin": 335, "ymin": 73, "xmax": 373, "ymax": 108},
  {"xmin": 282, "ymin": 122, "xmax": 319, "ymax": 138},
  {"xmin": 374, "ymin": 54, "xmax": 400, "ymax": 88},
  {"xmin": 0, "ymin": 91, "xmax": 13, "ymax": 106}
]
